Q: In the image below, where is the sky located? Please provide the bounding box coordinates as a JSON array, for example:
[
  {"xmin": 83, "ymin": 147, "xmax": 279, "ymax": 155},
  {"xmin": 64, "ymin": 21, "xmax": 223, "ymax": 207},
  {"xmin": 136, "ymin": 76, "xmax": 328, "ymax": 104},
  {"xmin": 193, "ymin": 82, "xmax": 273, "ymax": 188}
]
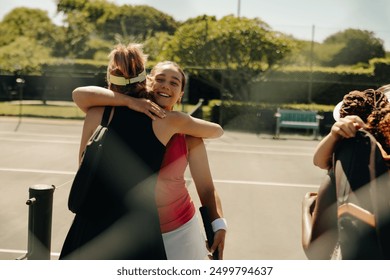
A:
[{"xmin": 1, "ymin": 0, "xmax": 390, "ymax": 50}]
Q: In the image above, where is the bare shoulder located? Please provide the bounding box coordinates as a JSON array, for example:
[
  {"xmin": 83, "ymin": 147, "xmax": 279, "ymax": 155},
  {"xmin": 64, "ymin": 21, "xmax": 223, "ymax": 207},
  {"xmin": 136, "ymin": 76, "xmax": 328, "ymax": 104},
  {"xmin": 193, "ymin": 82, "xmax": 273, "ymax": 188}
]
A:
[
  {"xmin": 164, "ymin": 110, "xmax": 189, "ymax": 123},
  {"xmin": 85, "ymin": 106, "xmax": 105, "ymax": 121},
  {"xmin": 185, "ymin": 135, "xmax": 204, "ymax": 147},
  {"xmin": 84, "ymin": 106, "xmax": 112, "ymax": 132}
]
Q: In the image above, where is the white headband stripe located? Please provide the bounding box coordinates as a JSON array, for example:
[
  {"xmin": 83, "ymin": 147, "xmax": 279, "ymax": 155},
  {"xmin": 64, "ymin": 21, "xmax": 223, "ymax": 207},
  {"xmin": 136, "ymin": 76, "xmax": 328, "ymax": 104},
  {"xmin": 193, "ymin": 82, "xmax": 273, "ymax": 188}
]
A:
[{"xmin": 109, "ymin": 70, "xmax": 146, "ymax": 86}]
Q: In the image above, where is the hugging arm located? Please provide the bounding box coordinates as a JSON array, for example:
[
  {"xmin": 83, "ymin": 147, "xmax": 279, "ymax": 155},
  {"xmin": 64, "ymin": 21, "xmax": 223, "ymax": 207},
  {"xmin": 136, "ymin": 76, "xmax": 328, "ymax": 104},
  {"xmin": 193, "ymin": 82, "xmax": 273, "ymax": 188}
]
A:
[
  {"xmin": 313, "ymin": 116, "xmax": 366, "ymax": 169},
  {"xmin": 72, "ymin": 86, "xmax": 166, "ymax": 120},
  {"xmin": 187, "ymin": 136, "xmax": 225, "ymax": 259},
  {"xmin": 166, "ymin": 111, "xmax": 223, "ymax": 139},
  {"xmin": 302, "ymin": 171, "xmax": 338, "ymax": 259}
]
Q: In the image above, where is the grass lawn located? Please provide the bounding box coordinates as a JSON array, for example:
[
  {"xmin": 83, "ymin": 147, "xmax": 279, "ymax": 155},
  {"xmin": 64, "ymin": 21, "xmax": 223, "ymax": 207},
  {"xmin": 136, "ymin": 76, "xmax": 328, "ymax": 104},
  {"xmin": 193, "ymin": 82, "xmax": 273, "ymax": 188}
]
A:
[
  {"xmin": 0, "ymin": 101, "xmax": 85, "ymax": 119},
  {"xmin": 0, "ymin": 100, "xmax": 333, "ymax": 125},
  {"xmin": 0, "ymin": 101, "xmax": 198, "ymax": 120}
]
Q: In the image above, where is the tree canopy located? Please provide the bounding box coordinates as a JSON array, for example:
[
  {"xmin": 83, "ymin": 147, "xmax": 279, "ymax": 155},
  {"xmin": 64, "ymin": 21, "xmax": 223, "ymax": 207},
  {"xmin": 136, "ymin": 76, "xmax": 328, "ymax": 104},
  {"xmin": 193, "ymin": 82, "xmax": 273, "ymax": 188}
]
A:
[
  {"xmin": 0, "ymin": 0, "xmax": 387, "ymax": 81},
  {"xmin": 156, "ymin": 15, "xmax": 296, "ymax": 100},
  {"xmin": 0, "ymin": 8, "xmax": 60, "ymax": 73},
  {"xmin": 0, "ymin": 7, "xmax": 58, "ymax": 48},
  {"xmin": 163, "ymin": 15, "xmax": 294, "ymax": 70},
  {"xmin": 322, "ymin": 28, "xmax": 385, "ymax": 66}
]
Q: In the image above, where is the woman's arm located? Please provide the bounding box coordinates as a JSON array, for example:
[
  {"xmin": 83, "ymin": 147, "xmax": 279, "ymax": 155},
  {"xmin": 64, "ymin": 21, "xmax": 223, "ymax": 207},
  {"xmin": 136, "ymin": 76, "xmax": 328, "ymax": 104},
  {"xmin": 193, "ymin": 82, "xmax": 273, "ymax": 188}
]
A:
[
  {"xmin": 302, "ymin": 171, "xmax": 338, "ymax": 259},
  {"xmin": 162, "ymin": 111, "xmax": 223, "ymax": 140},
  {"xmin": 152, "ymin": 109, "xmax": 223, "ymax": 146},
  {"xmin": 313, "ymin": 115, "xmax": 366, "ymax": 169},
  {"xmin": 78, "ymin": 106, "xmax": 105, "ymax": 163},
  {"xmin": 302, "ymin": 192, "xmax": 318, "ymax": 252},
  {"xmin": 72, "ymin": 86, "xmax": 166, "ymax": 120},
  {"xmin": 187, "ymin": 136, "xmax": 226, "ymax": 260}
]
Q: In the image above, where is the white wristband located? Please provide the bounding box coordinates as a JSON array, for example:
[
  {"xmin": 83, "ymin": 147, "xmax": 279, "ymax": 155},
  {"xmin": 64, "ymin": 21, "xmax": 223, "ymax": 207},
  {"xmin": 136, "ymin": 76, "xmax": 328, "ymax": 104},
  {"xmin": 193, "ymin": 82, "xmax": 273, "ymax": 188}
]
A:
[{"xmin": 211, "ymin": 218, "xmax": 227, "ymax": 232}]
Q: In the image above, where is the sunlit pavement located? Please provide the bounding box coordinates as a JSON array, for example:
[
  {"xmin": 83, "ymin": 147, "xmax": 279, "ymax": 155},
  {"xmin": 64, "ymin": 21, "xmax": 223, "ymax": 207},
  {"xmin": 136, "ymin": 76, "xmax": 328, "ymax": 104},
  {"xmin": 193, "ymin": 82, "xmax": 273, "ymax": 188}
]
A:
[{"xmin": 0, "ymin": 116, "xmax": 326, "ymax": 260}]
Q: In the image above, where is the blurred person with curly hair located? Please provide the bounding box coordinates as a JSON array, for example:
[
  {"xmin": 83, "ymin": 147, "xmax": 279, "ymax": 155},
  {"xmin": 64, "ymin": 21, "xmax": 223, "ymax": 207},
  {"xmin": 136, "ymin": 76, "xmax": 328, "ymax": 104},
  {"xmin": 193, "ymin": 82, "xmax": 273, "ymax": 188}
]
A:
[
  {"xmin": 314, "ymin": 87, "xmax": 390, "ymax": 170},
  {"xmin": 366, "ymin": 107, "xmax": 390, "ymax": 164},
  {"xmin": 303, "ymin": 86, "xmax": 390, "ymax": 259}
]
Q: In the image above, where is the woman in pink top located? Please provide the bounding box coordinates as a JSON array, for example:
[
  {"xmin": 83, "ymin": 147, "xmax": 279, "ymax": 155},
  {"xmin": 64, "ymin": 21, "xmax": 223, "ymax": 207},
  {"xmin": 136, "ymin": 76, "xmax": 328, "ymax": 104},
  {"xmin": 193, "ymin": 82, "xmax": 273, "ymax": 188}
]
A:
[{"xmin": 72, "ymin": 61, "xmax": 226, "ymax": 260}]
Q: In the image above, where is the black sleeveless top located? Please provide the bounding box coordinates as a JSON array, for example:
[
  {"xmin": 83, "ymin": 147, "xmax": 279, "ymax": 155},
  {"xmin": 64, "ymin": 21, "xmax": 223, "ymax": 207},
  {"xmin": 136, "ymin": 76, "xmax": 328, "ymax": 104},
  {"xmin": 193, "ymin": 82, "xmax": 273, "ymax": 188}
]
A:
[{"xmin": 60, "ymin": 107, "xmax": 167, "ymax": 260}]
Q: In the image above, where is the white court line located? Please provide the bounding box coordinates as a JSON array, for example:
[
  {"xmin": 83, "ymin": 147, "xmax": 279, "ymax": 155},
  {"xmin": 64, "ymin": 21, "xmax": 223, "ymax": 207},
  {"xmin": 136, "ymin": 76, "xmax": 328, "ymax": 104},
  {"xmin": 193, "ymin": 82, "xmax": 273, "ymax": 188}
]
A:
[
  {"xmin": 207, "ymin": 147, "xmax": 313, "ymax": 156},
  {"xmin": 0, "ymin": 248, "xmax": 26, "ymax": 254},
  {"xmin": 0, "ymin": 137, "xmax": 78, "ymax": 144},
  {"xmin": 0, "ymin": 131, "xmax": 79, "ymax": 139},
  {"xmin": 0, "ymin": 167, "xmax": 75, "ymax": 175},
  {"xmin": 213, "ymin": 178, "xmax": 318, "ymax": 189},
  {"xmin": 186, "ymin": 177, "xmax": 317, "ymax": 189},
  {"xmin": 0, "ymin": 248, "xmax": 60, "ymax": 257},
  {"xmin": 2, "ymin": 168, "xmax": 317, "ymax": 188},
  {"xmin": 207, "ymin": 141, "xmax": 316, "ymax": 151},
  {"xmin": 1, "ymin": 168, "xmax": 317, "ymax": 189}
]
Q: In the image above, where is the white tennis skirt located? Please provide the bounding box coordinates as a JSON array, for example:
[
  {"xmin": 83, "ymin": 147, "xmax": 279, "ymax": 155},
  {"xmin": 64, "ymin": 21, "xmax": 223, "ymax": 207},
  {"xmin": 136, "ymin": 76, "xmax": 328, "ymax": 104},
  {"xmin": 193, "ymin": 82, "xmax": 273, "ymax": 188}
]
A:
[{"xmin": 162, "ymin": 214, "xmax": 209, "ymax": 260}]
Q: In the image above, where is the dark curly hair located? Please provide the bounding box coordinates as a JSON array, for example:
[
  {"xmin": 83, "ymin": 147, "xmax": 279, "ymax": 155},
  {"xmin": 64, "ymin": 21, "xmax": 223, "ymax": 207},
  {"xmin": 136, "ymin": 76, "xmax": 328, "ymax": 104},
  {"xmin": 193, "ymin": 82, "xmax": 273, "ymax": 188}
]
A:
[
  {"xmin": 339, "ymin": 89, "xmax": 389, "ymax": 122},
  {"xmin": 367, "ymin": 107, "xmax": 390, "ymax": 155}
]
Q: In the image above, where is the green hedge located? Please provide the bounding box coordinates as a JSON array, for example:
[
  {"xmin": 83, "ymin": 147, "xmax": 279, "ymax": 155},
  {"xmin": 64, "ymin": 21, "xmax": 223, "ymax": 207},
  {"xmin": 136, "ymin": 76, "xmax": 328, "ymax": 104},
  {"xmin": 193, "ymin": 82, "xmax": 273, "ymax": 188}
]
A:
[{"xmin": 209, "ymin": 100, "xmax": 335, "ymax": 135}]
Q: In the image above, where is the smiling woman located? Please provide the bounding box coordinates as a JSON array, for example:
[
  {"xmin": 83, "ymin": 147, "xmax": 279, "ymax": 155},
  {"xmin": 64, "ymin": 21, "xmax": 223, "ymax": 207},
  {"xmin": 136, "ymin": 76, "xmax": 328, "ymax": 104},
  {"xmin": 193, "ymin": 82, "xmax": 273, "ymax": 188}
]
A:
[{"xmin": 148, "ymin": 61, "xmax": 186, "ymax": 111}]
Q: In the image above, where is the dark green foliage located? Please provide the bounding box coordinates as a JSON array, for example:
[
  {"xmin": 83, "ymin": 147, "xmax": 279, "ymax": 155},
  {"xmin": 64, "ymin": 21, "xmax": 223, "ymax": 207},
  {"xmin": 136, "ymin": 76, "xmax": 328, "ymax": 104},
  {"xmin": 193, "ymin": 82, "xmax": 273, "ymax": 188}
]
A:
[{"xmin": 323, "ymin": 29, "xmax": 385, "ymax": 66}]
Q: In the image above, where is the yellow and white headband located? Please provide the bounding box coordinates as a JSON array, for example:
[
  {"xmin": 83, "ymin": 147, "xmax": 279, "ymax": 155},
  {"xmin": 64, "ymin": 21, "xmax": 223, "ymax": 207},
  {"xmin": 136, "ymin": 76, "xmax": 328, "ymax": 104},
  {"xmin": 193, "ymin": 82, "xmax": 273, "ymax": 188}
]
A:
[{"xmin": 108, "ymin": 69, "xmax": 146, "ymax": 86}]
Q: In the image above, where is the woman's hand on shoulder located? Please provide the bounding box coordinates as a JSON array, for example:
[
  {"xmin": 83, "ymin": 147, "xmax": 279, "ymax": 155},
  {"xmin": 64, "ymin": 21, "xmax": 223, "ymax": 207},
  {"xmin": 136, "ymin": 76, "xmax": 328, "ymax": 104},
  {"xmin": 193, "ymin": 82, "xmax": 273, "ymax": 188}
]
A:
[
  {"xmin": 127, "ymin": 98, "xmax": 166, "ymax": 120},
  {"xmin": 72, "ymin": 86, "xmax": 166, "ymax": 120}
]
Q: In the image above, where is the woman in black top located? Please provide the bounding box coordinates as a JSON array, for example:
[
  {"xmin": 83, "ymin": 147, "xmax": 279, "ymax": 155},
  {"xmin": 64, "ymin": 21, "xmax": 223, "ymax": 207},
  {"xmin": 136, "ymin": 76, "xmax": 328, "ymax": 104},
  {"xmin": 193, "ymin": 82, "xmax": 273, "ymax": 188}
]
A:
[{"xmin": 60, "ymin": 43, "xmax": 223, "ymax": 259}]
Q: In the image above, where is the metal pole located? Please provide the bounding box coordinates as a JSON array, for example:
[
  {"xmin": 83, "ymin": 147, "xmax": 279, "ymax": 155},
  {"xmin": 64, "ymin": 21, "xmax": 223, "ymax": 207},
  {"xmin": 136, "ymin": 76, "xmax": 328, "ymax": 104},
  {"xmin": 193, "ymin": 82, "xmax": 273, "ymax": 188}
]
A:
[
  {"xmin": 308, "ymin": 25, "xmax": 315, "ymax": 103},
  {"xmin": 219, "ymin": 72, "xmax": 225, "ymax": 126},
  {"xmin": 15, "ymin": 77, "xmax": 25, "ymax": 131},
  {"xmin": 25, "ymin": 184, "xmax": 55, "ymax": 260}
]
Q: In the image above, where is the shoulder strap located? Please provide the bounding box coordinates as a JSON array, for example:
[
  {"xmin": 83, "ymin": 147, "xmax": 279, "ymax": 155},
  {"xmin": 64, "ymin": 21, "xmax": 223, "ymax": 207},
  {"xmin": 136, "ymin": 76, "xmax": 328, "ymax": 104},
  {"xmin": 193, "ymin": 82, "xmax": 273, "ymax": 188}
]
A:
[
  {"xmin": 334, "ymin": 130, "xmax": 372, "ymax": 208},
  {"xmin": 100, "ymin": 106, "xmax": 113, "ymax": 127},
  {"xmin": 335, "ymin": 130, "xmax": 390, "ymax": 257}
]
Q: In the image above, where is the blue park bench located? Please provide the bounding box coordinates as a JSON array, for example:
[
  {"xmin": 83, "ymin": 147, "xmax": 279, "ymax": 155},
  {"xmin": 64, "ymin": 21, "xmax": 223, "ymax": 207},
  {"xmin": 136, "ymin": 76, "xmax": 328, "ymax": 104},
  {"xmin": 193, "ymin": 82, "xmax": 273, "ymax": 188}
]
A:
[{"xmin": 274, "ymin": 108, "xmax": 323, "ymax": 139}]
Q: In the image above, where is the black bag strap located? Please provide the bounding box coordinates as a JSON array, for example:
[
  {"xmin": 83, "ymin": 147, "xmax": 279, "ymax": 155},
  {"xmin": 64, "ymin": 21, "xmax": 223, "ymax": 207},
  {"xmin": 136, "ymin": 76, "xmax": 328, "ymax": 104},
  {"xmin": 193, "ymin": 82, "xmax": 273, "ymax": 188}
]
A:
[
  {"xmin": 101, "ymin": 106, "xmax": 113, "ymax": 127},
  {"xmin": 334, "ymin": 130, "xmax": 390, "ymax": 258},
  {"xmin": 334, "ymin": 131, "xmax": 372, "ymax": 209},
  {"xmin": 363, "ymin": 130, "xmax": 390, "ymax": 258}
]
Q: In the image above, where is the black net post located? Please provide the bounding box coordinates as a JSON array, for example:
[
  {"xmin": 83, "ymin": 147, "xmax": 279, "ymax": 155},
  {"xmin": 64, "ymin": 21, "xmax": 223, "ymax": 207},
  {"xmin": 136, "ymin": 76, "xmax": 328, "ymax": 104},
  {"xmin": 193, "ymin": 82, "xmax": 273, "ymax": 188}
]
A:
[{"xmin": 25, "ymin": 184, "xmax": 55, "ymax": 260}]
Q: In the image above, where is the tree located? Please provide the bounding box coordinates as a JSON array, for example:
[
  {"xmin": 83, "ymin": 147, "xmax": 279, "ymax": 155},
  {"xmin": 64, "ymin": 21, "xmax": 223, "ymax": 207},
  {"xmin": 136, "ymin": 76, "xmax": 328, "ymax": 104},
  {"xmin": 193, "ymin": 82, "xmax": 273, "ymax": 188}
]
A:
[
  {"xmin": 0, "ymin": 7, "xmax": 63, "ymax": 73},
  {"xmin": 56, "ymin": 0, "xmax": 179, "ymax": 58},
  {"xmin": 161, "ymin": 15, "xmax": 296, "ymax": 101},
  {"xmin": 0, "ymin": 8, "xmax": 58, "ymax": 48},
  {"xmin": 323, "ymin": 28, "xmax": 385, "ymax": 66},
  {"xmin": 56, "ymin": 0, "xmax": 110, "ymax": 58},
  {"xmin": 97, "ymin": 5, "xmax": 178, "ymax": 42},
  {"xmin": 0, "ymin": 37, "xmax": 52, "ymax": 74},
  {"xmin": 143, "ymin": 32, "xmax": 173, "ymax": 67},
  {"xmin": 56, "ymin": 10, "xmax": 96, "ymax": 58}
]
